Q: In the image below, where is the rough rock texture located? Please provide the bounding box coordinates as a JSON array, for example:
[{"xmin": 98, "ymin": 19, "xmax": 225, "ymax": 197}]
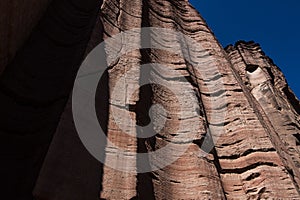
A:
[
  {"xmin": 225, "ymin": 41, "xmax": 300, "ymax": 198},
  {"xmin": 1, "ymin": 0, "xmax": 300, "ymax": 199},
  {"xmin": 99, "ymin": 0, "xmax": 225, "ymax": 199},
  {"xmin": 93, "ymin": 1, "xmax": 300, "ymax": 199}
]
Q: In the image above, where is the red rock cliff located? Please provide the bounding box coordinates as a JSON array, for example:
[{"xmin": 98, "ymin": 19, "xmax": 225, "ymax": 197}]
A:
[{"xmin": 1, "ymin": 0, "xmax": 300, "ymax": 199}]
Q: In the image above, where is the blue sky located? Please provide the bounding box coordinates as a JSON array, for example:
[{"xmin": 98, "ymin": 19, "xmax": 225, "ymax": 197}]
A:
[{"xmin": 189, "ymin": 0, "xmax": 300, "ymax": 98}]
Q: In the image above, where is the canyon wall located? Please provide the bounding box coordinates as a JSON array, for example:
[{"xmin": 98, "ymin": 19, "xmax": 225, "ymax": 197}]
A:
[
  {"xmin": 93, "ymin": 1, "xmax": 300, "ymax": 199},
  {"xmin": 1, "ymin": 0, "xmax": 299, "ymax": 199}
]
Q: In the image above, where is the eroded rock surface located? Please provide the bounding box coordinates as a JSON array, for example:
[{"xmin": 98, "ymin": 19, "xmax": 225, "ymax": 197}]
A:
[
  {"xmin": 97, "ymin": 1, "xmax": 300, "ymax": 199},
  {"xmin": 3, "ymin": 0, "xmax": 298, "ymax": 199}
]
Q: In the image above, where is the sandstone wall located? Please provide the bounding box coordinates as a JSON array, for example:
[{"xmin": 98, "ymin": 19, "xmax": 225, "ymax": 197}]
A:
[
  {"xmin": 30, "ymin": 0, "xmax": 300, "ymax": 199},
  {"xmin": 98, "ymin": 1, "xmax": 300, "ymax": 199}
]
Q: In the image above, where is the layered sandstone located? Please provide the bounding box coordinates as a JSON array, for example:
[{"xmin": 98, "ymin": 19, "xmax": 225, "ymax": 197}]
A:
[
  {"xmin": 1, "ymin": 0, "xmax": 299, "ymax": 199},
  {"xmin": 225, "ymin": 41, "xmax": 300, "ymax": 198},
  {"xmin": 93, "ymin": 1, "xmax": 300, "ymax": 199}
]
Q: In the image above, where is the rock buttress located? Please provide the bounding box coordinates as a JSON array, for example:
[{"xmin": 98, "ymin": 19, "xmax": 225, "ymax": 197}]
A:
[{"xmin": 31, "ymin": 1, "xmax": 300, "ymax": 200}]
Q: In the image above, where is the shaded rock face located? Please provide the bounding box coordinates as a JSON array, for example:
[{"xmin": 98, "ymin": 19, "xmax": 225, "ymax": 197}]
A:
[
  {"xmin": 1, "ymin": 0, "xmax": 300, "ymax": 200},
  {"xmin": 0, "ymin": 0, "xmax": 52, "ymax": 73}
]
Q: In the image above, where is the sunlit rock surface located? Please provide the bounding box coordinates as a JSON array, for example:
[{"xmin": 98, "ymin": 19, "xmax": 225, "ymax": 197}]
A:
[{"xmin": 1, "ymin": 0, "xmax": 299, "ymax": 199}]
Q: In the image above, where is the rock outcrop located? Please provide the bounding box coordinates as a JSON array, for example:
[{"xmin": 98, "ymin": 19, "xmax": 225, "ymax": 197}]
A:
[
  {"xmin": 92, "ymin": 1, "xmax": 300, "ymax": 199},
  {"xmin": 0, "ymin": 0, "xmax": 300, "ymax": 199},
  {"xmin": 225, "ymin": 41, "xmax": 300, "ymax": 198}
]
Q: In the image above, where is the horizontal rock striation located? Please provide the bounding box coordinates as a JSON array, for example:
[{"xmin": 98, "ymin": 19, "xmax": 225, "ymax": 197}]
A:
[
  {"xmin": 95, "ymin": 1, "xmax": 300, "ymax": 199},
  {"xmin": 98, "ymin": 0, "xmax": 299, "ymax": 199},
  {"xmin": 1, "ymin": 0, "xmax": 299, "ymax": 199},
  {"xmin": 225, "ymin": 41, "xmax": 300, "ymax": 198}
]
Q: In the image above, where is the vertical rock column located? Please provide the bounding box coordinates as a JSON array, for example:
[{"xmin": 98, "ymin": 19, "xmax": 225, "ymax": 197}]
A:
[
  {"xmin": 177, "ymin": 3, "xmax": 300, "ymax": 200},
  {"xmin": 100, "ymin": 0, "xmax": 142, "ymax": 199},
  {"xmin": 226, "ymin": 41, "xmax": 300, "ymax": 192},
  {"xmin": 142, "ymin": 0, "xmax": 226, "ymax": 199}
]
